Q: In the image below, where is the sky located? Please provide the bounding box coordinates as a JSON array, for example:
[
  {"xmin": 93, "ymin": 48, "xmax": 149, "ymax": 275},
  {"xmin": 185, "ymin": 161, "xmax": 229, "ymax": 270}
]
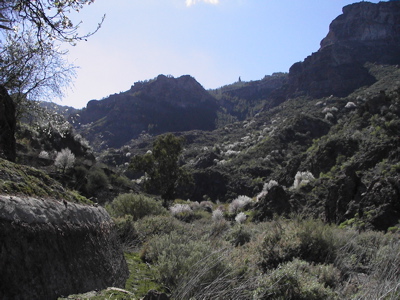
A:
[{"xmin": 57, "ymin": 0, "xmax": 380, "ymax": 109}]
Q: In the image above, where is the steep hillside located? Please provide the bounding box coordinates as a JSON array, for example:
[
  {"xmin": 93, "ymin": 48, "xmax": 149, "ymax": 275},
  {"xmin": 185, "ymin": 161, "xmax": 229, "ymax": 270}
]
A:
[
  {"xmin": 116, "ymin": 64, "xmax": 400, "ymax": 231},
  {"xmin": 101, "ymin": 1, "xmax": 400, "ymax": 231},
  {"xmin": 41, "ymin": 1, "xmax": 400, "ymax": 231},
  {"xmin": 71, "ymin": 75, "xmax": 219, "ymax": 150}
]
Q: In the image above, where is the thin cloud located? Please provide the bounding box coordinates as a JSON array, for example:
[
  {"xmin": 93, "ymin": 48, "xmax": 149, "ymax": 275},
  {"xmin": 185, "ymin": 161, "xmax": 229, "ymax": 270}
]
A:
[{"xmin": 186, "ymin": 0, "xmax": 220, "ymax": 7}]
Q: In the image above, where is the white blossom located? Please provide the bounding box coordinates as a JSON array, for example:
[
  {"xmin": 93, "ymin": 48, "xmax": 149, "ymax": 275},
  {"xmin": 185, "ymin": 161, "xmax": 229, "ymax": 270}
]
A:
[
  {"xmin": 293, "ymin": 171, "xmax": 315, "ymax": 189},
  {"xmin": 212, "ymin": 209, "xmax": 224, "ymax": 222},
  {"xmin": 54, "ymin": 148, "xmax": 75, "ymax": 172},
  {"xmin": 235, "ymin": 212, "xmax": 247, "ymax": 224}
]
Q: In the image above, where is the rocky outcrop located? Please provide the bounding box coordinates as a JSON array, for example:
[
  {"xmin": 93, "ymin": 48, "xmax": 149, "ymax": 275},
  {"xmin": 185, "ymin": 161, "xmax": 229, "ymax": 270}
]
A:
[
  {"xmin": 320, "ymin": 2, "xmax": 400, "ymax": 49},
  {"xmin": 288, "ymin": 1, "xmax": 400, "ymax": 98},
  {"xmin": 0, "ymin": 86, "xmax": 16, "ymax": 162},
  {"xmin": 0, "ymin": 195, "xmax": 129, "ymax": 300}
]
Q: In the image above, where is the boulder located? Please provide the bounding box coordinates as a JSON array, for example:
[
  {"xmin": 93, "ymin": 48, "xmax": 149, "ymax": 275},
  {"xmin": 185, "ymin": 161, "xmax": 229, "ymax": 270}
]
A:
[{"xmin": 0, "ymin": 195, "xmax": 129, "ymax": 300}]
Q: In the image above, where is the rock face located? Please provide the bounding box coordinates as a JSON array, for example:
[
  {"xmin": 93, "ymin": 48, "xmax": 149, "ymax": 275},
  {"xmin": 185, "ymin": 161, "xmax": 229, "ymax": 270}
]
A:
[
  {"xmin": 72, "ymin": 75, "xmax": 219, "ymax": 150},
  {"xmin": 0, "ymin": 86, "xmax": 16, "ymax": 162},
  {"xmin": 0, "ymin": 195, "xmax": 129, "ymax": 300},
  {"xmin": 288, "ymin": 1, "xmax": 400, "ymax": 98}
]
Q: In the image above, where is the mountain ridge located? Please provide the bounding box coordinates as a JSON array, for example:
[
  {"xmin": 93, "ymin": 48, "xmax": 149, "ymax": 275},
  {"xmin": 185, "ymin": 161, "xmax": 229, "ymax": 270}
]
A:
[{"xmin": 59, "ymin": 1, "xmax": 400, "ymax": 152}]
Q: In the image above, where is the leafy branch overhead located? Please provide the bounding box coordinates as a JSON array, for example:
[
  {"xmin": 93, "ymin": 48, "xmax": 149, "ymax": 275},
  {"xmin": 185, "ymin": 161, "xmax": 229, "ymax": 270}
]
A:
[{"xmin": 0, "ymin": 0, "xmax": 105, "ymax": 45}]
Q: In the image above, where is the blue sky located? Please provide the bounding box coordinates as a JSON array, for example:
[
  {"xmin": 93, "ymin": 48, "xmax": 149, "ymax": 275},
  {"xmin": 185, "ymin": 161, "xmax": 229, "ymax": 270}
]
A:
[{"xmin": 59, "ymin": 0, "xmax": 380, "ymax": 108}]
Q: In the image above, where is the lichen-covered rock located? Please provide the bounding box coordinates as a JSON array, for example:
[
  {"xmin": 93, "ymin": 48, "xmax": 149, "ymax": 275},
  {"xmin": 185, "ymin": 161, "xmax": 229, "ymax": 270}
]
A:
[{"xmin": 0, "ymin": 195, "xmax": 129, "ymax": 300}]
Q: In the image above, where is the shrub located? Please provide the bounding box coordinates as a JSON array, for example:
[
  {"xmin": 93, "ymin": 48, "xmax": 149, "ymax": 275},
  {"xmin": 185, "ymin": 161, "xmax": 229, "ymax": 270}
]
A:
[
  {"xmin": 170, "ymin": 203, "xmax": 192, "ymax": 215},
  {"xmin": 169, "ymin": 203, "xmax": 201, "ymax": 222},
  {"xmin": 334, "ymin": 229, "xmax": 392, "ymax": 275},
  {"xmin": 85, "ymin": 167, "xmax": 109, "ymax": 195},
  {"xmin": 72, "ymin": 165, "xmax": 88, "ymax": 191},
  {"xmin": 209, "ymin": 218, "xmax": 230, "ymax": 239},
  {"xmin": 54, "ymin": 148, "xmax": 75, "ymax": 172},
  {"xmin": 113, "ymin": 215, "xmax": 138, "ymax": 249},
  {"xmin": 293, "ymin": 171, "xmax": 315, "ymax": 189},
  {"xmin": 135, "ymin": 215, "xmax": 185, "ymax": 244},
  {"xmin": 38, "ymin": 150, "xmax": 50, "ymax": 159},
  {"xmin": 227, "ymin": 225, "xmax": 252, "ymax": 247},
  {"xmin": 212, "ymin": 209, "xmax": 224, "ymax": 222},
  {"xmin": 142, "ymin": 231, "xmax": 231, "ymax": 295},
  {"xmin": 200, "ymin": 200, "xmax": 214, "ymax": 211},
  {"xmin": 258, "ymin": 218, "xmax": 337, "ymax": 270},
  {"xmin": 106, "ymin": 193, "xmax": 167, "ymax": 221},
  {"xmin": 189, "ymin": 201, "xmax": 201, "ymax": 211},
  {"xmin": 264, "ymin": 179, "xmax": 278, "ymax": 191},
  {"xmin": 352, "ymin": 239, "xmax": 400, "ymax": 299},
  {"xmin": 254, "ymin": 259, "xmax": 339, "ymax": 300},
  {"xmin": 229, "ymin": 195, "xmax": 252, "ymax": 214},
  {"xmin": 235, "ymin": 212, "xmax": 247, "ymax": 224}
]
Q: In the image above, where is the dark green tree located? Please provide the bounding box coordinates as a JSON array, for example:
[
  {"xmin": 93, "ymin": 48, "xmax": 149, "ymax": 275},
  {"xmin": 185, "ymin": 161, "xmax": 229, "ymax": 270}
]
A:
[{"xmin": 130, "ymin": 133, "xmax": 193, "ymax": 203}]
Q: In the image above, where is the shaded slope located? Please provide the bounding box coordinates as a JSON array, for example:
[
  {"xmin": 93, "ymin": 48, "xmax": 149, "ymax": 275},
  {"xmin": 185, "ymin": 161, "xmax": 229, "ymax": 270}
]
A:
[{"xmin": 72, "ymin": 75, "xmax": 219, "ymax": 150}]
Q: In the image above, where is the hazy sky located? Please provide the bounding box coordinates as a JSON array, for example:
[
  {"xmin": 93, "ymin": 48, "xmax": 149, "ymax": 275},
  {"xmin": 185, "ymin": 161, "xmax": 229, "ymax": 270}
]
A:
[{"xmin": 58, "ymin": 0, "xmax": 380, "ymax": 108}]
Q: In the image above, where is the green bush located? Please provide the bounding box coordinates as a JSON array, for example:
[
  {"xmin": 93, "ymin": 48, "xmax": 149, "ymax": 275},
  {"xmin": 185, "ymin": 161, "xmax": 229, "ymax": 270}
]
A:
[
  {"xmin": 334, "ymin": 229, "xmax": 392, "ymax": 275},
  {"xmin": 258, "ymin": 218, "xmax": 337, "ymax": 270},
  {"xmin": 254, "ymin": 259, "xmax": 339, "ymax": 300},
  {"xmin": 353, "ymin": 240, "xmax": 400, "ymax": 299},
  {"xmin": 135, "ymin": 215, "xmax": 185, "ymax": 244},
  {"xmin": 113, "ymin": 215, "xmax": 138, "ymax": 249},
  {"xmin": 85, "ymin": 167, "xmax": 109, "ymax": 195},
  {"xmin": 142, "ymin": 231, "xmax": 231, "ymax": 294},
  {"xmin": 226, "ymin": 224, "xmax": 252, "ymax": 246},
  {"xmin": 106, "ymin": 193, "xmax": 167, "ymax": 221}
]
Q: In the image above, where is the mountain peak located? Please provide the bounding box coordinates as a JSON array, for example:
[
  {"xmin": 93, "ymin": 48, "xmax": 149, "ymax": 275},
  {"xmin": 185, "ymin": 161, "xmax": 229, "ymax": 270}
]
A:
[{"xmin": 73, "ymin": 75, "xmax": 218, "ymax": 149}]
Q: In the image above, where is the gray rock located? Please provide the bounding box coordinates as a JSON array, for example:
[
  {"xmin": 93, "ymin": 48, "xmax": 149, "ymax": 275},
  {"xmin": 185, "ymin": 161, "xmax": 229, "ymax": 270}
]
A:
[{"xmin": 0, "ymin": 195, "xmax": 129, "ymax": 300}]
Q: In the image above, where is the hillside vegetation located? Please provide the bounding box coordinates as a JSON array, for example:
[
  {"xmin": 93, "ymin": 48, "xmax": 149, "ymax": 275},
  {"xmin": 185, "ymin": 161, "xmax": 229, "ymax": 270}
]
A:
[{"xmin": 2, "ymin": 1, "xmax": 400, "ymax": 299}]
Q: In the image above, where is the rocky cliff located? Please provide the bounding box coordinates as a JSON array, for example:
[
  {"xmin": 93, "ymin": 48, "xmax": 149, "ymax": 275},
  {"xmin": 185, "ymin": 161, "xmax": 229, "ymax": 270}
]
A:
[
  {"xmin": 288, "ymin": 1, "xmax": 400, "ymax": 98},
  {"xmin": 0, "ymin": 195, "xmax": 128, "ymax": 300}
]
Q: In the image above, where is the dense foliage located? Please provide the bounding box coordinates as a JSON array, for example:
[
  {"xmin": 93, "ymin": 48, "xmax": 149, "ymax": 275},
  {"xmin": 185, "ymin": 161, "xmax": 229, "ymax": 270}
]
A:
[{"xmin": 129, "ymin": 133, "xmax": 193, "ymax": 202}]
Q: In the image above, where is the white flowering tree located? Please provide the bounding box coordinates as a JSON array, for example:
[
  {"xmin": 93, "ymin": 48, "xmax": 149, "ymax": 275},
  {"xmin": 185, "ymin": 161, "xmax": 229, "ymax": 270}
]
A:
[
  {"xmin": 293, "ymin": 171, "xmax": 315, "ymax": 189},
  {"xmin": 0, "ymin": 0, "xmax": 104, "ymax": 120},
  {"xmin": 54, "ymin": 148, "xmax": 75, "ymax": 173}
]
